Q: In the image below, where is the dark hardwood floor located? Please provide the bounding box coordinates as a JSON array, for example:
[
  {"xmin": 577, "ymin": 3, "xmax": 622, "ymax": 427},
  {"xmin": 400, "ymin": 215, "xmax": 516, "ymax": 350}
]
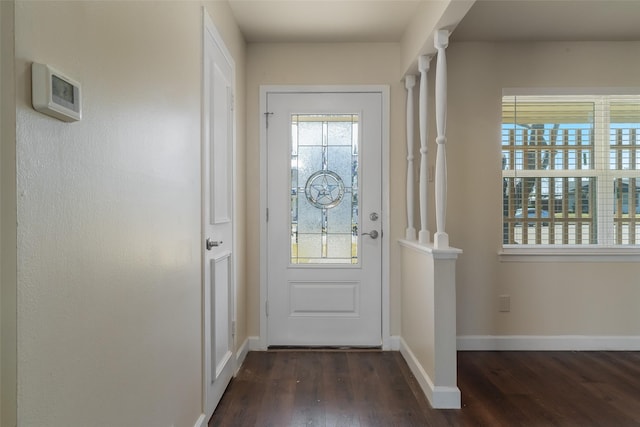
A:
[{"xmin": 209, "ymin": 350, "xmax": 640, "ymax": 426}]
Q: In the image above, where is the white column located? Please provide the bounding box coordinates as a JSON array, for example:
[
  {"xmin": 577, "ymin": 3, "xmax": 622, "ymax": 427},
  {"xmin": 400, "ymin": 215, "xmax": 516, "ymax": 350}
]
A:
[
  {"xmin": 434, "ymin": 30, "xmax": 449, "ymax": 248},
  {"xmin": 405, "ymin": 75, "xmax": 417, "ymax": 241},
  {"xmin": 418, "ymin": 55, "xmax": 433, "ymax": 244}
]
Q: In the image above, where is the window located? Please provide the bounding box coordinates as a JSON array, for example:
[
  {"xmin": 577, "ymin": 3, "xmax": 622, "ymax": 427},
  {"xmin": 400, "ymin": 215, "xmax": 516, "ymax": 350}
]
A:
[
  {"xmin": 290, "ymin": 114, "xmax": 359, "ymax": 264},
  {"xmin": 502, "ymin": 93, "xmax": 640, "ymax": 248}
]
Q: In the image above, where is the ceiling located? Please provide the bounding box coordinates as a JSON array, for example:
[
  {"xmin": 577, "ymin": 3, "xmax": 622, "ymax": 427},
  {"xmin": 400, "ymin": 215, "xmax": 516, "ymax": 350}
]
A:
[
  {"xmin": 452, "ymin": 0, "xmax": 640, "ymax": 42},
  {"xmin": 227, "ymin": 0, "xmax": 424, "ymax": 43},
  {"xmin": 227, "ymin": 0, "xmax": 640, "ymax": 44}
]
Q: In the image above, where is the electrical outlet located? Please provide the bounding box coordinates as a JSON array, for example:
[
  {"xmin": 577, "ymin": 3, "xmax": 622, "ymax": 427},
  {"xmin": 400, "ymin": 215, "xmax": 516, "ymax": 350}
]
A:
[{"xmin": 499, "ymin": 294, "xmax": 510, "ymax": 312}]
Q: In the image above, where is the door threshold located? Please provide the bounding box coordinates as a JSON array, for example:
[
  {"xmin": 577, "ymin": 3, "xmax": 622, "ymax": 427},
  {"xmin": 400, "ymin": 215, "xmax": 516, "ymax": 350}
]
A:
[{"xmin": 268, "ymin": 345, "xmax": 382, "ymax": 352}]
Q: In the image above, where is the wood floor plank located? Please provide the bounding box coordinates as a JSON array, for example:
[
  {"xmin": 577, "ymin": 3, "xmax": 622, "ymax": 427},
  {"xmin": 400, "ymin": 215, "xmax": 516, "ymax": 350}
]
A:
[
  {"xmin": 320, "ymin": 352, "xmax": 360, "ymax": 427},
  {"xmin": 210, "ymin": 350, "xmax": 640, "ymax": 427},
  {"xmin": 254, "ymin": 352, "xmax": 297, "ymax": 427},
  {"xmin": 291, "ymin": 352, "xmax": 326, "ymax": 426},
  {"xmin": 208, "ymin": 352, "xmax": 266, "ymax": 426}
]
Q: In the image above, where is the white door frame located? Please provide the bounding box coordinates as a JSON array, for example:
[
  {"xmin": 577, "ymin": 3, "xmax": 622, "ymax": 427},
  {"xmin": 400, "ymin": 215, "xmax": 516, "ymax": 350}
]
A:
[{"xmin": 258, "ymin": 85, "xmax": 391, "ymax": 350}]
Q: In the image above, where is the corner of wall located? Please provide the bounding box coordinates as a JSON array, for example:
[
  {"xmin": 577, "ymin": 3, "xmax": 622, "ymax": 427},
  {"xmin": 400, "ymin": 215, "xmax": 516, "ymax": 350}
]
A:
[{"xmin": 399, "ymin": 0, "xmax": 475, "ymax": 75}]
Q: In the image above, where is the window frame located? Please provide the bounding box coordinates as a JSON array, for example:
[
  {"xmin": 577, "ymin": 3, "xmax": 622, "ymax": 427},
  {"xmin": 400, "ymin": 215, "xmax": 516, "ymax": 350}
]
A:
[{"xmin": 499, "ymin": 88, "xmax": 640, "ymax": 261}]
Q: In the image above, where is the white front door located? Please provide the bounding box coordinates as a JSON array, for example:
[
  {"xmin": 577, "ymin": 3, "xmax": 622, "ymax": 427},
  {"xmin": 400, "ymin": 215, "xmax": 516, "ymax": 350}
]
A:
[
  {"xmin": 203, "ymin": 14, "xmax": 234, "ymax": 417},
  {"xmin": 266, "ymin": 90, "xmax": 384, "ymax": 347}
]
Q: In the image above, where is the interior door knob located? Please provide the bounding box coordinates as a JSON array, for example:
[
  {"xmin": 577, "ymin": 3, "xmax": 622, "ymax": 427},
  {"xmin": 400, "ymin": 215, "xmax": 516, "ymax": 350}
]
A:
[{"xmin": 206, "ymin": 238, "xmax": 222, "ymax": 250}]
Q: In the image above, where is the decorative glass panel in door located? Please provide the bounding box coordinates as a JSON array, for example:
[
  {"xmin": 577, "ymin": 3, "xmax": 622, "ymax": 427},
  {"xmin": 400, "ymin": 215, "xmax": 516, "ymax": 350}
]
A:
[{"xmin": 290, "ymin": 114, "xmax": 359, "ymax": 264}]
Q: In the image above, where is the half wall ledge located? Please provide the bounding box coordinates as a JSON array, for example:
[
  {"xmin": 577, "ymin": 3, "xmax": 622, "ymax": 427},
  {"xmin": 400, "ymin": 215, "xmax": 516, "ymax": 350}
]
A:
[{"xmin": 398, "ymin": 239, "xmax": 462, "ymax": 409}]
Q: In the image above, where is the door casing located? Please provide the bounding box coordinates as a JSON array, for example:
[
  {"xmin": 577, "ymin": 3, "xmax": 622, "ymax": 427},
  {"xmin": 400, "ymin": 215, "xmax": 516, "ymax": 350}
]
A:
[{"xmin": 258, "ymin": 85, "xmax": 391, "ymax": 350}]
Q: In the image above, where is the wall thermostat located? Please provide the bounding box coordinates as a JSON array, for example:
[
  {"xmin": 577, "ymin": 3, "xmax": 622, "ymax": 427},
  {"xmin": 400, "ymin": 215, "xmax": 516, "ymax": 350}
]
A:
[{"xmin": 32, "ymin": 62, "xmax": 82, "ymax": 122}]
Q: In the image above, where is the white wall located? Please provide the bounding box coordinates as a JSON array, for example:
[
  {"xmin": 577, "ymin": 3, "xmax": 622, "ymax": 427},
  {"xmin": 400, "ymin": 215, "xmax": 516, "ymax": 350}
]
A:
[
  {"xmin": 13, "ymin": 1, "xmax": 246, "ymax": 426},
  {"xmin": 447, "ymin": 41, "xmax": 640, "ymax": 342},
  {"xmin": 399, "ymin": 243, "xmax": 460, "ymax": 408}
]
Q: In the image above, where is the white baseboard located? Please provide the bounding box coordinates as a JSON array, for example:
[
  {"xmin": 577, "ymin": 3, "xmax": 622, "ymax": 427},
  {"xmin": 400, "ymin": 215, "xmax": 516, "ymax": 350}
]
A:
[
  {"xmin": 247, "ymin": 335, "xmax": 262, "ymax": 351},
  {"xmin": 398, "ymin": 337, "xmax": 461, "ymax": 409},
  {"xmin": 235, "ymin": 336, "xmax": 250, "ymax": 373},
  {"xmin": 387, "ymin": 335, "xmax": 401, "ymax": 351},
  {"xmin": 457, "ymin": 335, "xmax": 640, "ymax": 351},
  {"xmin": 193, "ymin": 413, "xmax": 207, "ymax": 427}
]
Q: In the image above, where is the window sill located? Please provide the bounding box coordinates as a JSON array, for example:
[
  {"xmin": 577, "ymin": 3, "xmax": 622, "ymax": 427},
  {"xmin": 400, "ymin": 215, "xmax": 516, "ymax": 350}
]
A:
[{"xmin": 499, "ymin": 246, "xmax": 640, "ymax": 262}]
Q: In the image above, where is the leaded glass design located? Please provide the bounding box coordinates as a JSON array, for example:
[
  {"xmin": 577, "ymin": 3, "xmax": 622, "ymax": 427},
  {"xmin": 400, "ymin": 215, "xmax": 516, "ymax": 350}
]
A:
[
  {"xmin": 291, "ymin": 114, "xmax": 359, "ymax": 264},
  {"xmin": 305, "ymin": 170, "xmax": 345, "ymax": 209}
]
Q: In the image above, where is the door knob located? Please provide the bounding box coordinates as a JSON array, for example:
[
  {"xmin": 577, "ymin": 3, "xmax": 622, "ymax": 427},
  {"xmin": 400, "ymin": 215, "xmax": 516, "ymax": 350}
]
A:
[
  {"xmin": 206, "ymin": 238, "xmax": 222, "ymax": 250},
  {"xmin": 361, "ymin": 230, "xmax": 379, "ymax": 239}
]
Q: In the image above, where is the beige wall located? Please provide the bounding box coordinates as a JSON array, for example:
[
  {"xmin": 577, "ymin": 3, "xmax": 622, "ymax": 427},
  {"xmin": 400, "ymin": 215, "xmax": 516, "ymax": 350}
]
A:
[
  {"xmin": 447, "ymin": 41, "xmax": 640, "ymax": 337},
  {"xmin": 1, "ymin": 1, "xmax": 17, "ymax": 426},
  {"xmin": 245, "ymin": 42, "xmax": 406, "ymax": 337},
  {"xmin": 401, "ymin": 247, "xmax": 436, "ymax": 379},
  {"xmin": 400, "ymin": 0, "xmax": 449, "ymax": 73},
  {"xmin": 13, "ymin": 1, "xmax": 246, "ymax": 426},
  {"xmin": 7, "ymin": 3, "xmax": 638, "ymax": 426}
]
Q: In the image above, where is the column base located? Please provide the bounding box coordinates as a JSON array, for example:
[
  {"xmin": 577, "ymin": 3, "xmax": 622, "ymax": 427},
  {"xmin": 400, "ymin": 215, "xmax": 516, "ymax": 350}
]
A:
[{"xmin": 434, "ymin": 231, "xmax": 449, "ymax": 248}]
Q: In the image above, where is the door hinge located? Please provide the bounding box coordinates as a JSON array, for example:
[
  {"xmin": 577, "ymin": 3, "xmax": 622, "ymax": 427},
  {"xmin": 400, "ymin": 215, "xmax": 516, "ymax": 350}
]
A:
[
  {"xmin": 265, "ymin": 112, "xmax": 273, "ymax": 128},
  {"xmin": 265, "ymin": 300, "xmax": 269, "ymax": 317},
  {"xmin": 230, "ymin": 93, "xmax": 235, "ymax": 112},
  {"xmin": 231, "ymin": 320, "xmax": 236, "ymax": 337},
  {"xmin": 266, "ymin": 208, "xmax": 269, "ymax": 222}
]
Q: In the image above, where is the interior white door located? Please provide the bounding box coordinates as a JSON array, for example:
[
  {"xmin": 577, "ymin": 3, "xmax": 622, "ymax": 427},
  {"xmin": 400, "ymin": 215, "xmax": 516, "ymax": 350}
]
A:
[
  {"xmin": 266, "ymin": 91, "xmax": 383, "ymax": 347},
  {"xmin": 203, "ymin": 16, "xmax": 234, "ymax": 417}
]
